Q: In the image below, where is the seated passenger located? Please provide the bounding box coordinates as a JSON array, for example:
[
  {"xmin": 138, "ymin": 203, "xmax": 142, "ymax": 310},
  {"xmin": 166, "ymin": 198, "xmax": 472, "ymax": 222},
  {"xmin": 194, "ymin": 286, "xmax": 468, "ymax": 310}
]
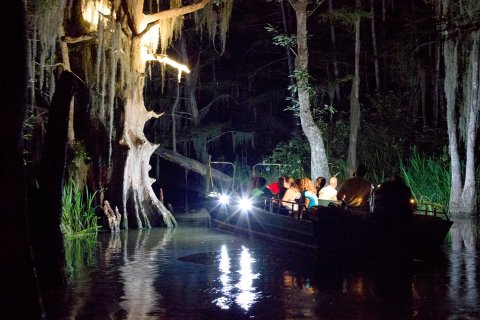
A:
[
  {"xmin": 250, "ymin": 176, "xmax": 273, "ymax": 199},
  {"xmin": 337, "ymin": 164, "xmax": 371, "ymax": 210},
  {"xmin": 372, "ymin": 172, "xmax": 415, "ymax": 244},
  {"xmin": 318, "ymin": 176, "xmax": 338, "ymax": 203},
  {"xmin": 280, "ymin": 177, "xmax": 301, "ymax": 214},
  {"xmin": 315, "ymin": 176, "xmax": 326, "ymax": 197},
  {"xmin": 372, "ymin": 172, "xmax": 414, "ymax": 224},
  {"xmin": 268, "ymin": 176, "xmax": 284, "ymax": 197},
  {"xmin": 299, "ymin": 177, "xmax": 319, "ymax": 210},
  {"xmin": 278, "ymin": 176, "xmax": 289, "ymax": 200}
]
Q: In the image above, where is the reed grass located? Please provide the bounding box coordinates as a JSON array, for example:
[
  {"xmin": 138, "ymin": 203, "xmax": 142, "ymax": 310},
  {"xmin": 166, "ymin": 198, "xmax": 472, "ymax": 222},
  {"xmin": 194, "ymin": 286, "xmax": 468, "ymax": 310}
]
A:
[
  {"xmin": 400, "ymin": 151, "xmax": 451, "ymax": 211},
  {"xmin": 61, "ymin": 180, "xmax": 100, "ymax": 237}
]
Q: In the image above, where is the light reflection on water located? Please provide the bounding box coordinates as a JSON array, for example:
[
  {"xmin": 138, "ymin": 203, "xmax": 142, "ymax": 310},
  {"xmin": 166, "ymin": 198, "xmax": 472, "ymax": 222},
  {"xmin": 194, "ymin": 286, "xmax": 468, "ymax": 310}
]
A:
[
  {"xmin": 58, "ymin": 225, "xmax": 480, "ymax": 319},
  {"xmin": 214, "ymin": 245, "xmax": 260, "ymax": 311},
  {"xmin": 236, "ymin": 246, "xmax": 259, "ymax": 310},
  {"xmin": 448, "ymin": 250, "xmax": 478, "ymax": 315},
  {"xmin": 118, "ymin": 229, "xmax": 174, "ymax": 319}
]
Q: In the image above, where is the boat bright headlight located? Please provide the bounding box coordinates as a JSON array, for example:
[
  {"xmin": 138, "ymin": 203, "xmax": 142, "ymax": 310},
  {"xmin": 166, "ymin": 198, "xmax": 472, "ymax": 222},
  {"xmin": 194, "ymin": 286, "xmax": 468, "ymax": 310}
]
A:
[
  {"xmin": 238, "ymin": 197, "xmax": 252, "ymax": 211},
  {"xmin": 207, "ymin": 191, "xmax": 219, "ymax": 198},
  {"xmin": 409, "ymin": 198, "xmax": 415, "ymax": 205},
  {"xmin": 219, "ymin": 194, "xmax": 229, "ymax": 205}
]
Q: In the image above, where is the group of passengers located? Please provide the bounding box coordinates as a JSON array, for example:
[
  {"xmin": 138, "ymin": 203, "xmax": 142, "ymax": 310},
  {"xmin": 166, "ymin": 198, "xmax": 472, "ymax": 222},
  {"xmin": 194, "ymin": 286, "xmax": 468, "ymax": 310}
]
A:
[{"xmin": 250, "ymin": 164, "xmax": 413, "ymax": 219}]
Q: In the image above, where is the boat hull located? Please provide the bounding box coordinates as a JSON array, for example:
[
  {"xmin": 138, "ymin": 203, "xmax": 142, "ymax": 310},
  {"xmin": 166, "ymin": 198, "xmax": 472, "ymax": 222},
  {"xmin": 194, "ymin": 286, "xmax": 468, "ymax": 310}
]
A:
[{"xmin": 206, "ymin": 199, "xmax": 453, "ymax": 253}]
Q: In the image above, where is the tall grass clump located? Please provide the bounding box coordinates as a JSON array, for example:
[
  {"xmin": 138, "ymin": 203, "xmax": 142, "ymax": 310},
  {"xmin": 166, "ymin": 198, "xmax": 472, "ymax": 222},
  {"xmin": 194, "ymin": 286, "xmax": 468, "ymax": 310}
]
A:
[
  {"xmin": 400, "ymin": 150, "xmax": 450, "ymax": 211},
  {"xmin": 61, "ymin": 180, "xmax": 100, "ymax": 237}
]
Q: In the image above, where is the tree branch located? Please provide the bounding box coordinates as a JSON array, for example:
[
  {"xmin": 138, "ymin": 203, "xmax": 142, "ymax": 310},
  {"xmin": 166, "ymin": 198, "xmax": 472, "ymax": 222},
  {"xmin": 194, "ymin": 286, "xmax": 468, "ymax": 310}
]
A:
[
  {"xmin": 138, "ymin": 20, "xmax": 160, "ymax": 38},
  {"xmin": 308, "ymin": 0, "xmax": 325, "ymax": 17},
  {"xmin": 121, "ymin": 0, "xmax": 138, "ymax": 36},
  {"xmin": 207, "ymin": 131, "xmax": 252, "ymax": 144},
  {"xmin": 62, "ymin": 34, "xmax": 96, "ymax": 44},
  {"xmin": 143, "ymin": 0, "xmax": 211, "ymax": 25}
]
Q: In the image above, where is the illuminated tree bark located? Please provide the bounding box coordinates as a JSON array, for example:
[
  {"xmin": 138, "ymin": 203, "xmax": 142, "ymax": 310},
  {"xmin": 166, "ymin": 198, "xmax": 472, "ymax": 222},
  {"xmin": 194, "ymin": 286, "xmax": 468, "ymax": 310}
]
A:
[
  {"xmin": 290, "ymin": 0, "xmax": 330, "ymax": 180},
  {"xmin": 110, "ymin": 1, "xmax": 214, "ymax": 227},
  {"xmin": 441, "ymin": 0, "xmax": 479, "ymax": 249},
  {"xmin": 347, "ymin": 0, "xmax": 362, "ymax": 176},
  {"xmin": 431, "ymin": 0, "xmax": 441, "ymax": 127}
]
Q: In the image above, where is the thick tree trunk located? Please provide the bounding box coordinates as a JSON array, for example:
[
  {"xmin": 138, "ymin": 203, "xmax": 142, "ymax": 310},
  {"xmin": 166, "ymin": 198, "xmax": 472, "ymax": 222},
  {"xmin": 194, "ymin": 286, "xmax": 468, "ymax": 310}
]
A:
[
  {"xmin": 432, "ymin": 1, "xmax": 441, "ymax": 127},
  {"xmin": 116, "ymin": 77, "xmax": 177, "ymax": 228},
  {"xmin": 25, "ymin": 71, "xmax": 75, "ymax": 320},
  {"xmin": 291, "ymin": 0, "xmax": 330, "ymax": 180},
  {"xmin": 347, "ymin": 0, "xmax": 362, "ymax": 176},
  {"xmin": 328, "ymin": 0, "xmax": 341, "ymax": 100},
  {"xmin": 450, "ymin": 32, "xmax": 479, "ymax": 250},
  {"xmin": 370, "ymin": 0, "xmax": 380, "ymax": 91},
  {"xmin": 281, "ymin": 0, "xmax": 296, "ymax": 99},
  {"xmin": 105, "ymin": 0, "xmax": 216, "ymax": 228},
  {"xmin": 432, "ymin": 43, "xmax": 441, "ymax": 127},
  {"xmin": 443, "ymin": 14, "xmax": 479, "ymax": 249},
  {"xmin": 419, "ymin": 68, "xmax": 427, "ymax": 128},
  {"xmin": 0, "ymin": 2, "xmax": 43, "ymax": 318},
  {"xmin": 32, "ymin": 71, "xmax": 75, "ymax": 292}
]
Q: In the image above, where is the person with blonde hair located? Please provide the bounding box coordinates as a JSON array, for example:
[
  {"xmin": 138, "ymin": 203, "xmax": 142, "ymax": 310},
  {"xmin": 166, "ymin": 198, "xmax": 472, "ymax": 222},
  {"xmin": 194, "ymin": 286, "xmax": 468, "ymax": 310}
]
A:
[{"xmin": 298, "ymin": 177, "xmax": 319, "ymax": 209}]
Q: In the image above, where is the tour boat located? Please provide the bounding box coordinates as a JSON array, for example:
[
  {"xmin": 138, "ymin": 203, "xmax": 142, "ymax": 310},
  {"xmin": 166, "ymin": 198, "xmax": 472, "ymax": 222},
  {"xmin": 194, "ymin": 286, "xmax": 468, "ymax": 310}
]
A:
[{"xmin": 204, "ymin": 192, "xmax": 453, "ymax": 254}]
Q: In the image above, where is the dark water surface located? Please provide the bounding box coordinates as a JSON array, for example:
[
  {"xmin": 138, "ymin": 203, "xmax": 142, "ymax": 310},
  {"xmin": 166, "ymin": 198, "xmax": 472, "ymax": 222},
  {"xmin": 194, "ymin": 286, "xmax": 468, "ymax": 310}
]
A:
[{"xmin": 56, "ymin": 220, "xmax": 479, "ymax": 320}]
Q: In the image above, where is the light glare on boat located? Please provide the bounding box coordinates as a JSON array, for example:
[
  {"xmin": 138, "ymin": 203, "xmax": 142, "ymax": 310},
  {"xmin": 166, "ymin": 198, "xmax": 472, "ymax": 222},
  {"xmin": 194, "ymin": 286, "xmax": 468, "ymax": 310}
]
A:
[
  {"xmin": 238, "ymin": 198, "xmax": 252, "ymax": 211},
  {"xmin": 219, "ymin": 194, "xmax": 229, "ymax": 205}
]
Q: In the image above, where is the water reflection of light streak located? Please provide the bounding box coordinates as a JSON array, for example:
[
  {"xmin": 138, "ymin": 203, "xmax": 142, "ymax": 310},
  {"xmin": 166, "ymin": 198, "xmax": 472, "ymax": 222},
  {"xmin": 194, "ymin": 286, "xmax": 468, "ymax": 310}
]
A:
[
  {"xmin": 213, "ymin": 245, "xmax": 260, "ymax": 311},
  {"xmin": 118, "ymin": 229, "xmax": 174, "ymax": 319},
  {"xmin": 215, "ymin": 245, "xmax": 233, "ymax": 309},
  {"xmin": 236, "ymin": 246, "xmax": 259, "ymax": 310},
  {"xmin": 448, "ymin": 250, "xmax": 478, "ymax": 311}
]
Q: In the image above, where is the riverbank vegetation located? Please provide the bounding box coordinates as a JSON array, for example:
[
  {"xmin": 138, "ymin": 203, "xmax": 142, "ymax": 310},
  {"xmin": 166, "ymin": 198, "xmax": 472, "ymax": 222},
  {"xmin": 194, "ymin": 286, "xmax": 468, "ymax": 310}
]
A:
[{"xmin": 61, "ymin": 180, "xmax": 99, "ymax": 237}]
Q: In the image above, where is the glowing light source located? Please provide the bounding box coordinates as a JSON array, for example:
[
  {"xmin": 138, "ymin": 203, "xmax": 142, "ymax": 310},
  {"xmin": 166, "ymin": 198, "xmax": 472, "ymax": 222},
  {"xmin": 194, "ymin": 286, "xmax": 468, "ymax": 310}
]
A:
[
  {"xmin": 140, "ymin": 22, "xmax": 190, "ymax": 81},
  {"xmin": 142, "ymin": 25, "xmax": 160, "ymax": 58},
  {"xmin": 82, "ymin": 0, "xmax": 112, "ymax": 29},
  {"xmin": 155, "ymin": 54, "xmax": 191, "ymax": 79},
  {"xmin": 219, "ymin": 194, "xmax": 229, "ymax": 205},
  {"xmin": 143, "ymin": 53, "xmax": 190, "ymax": 82},
  {"xmin": 238, "ymin": 198, "xmax": 252, "ymax": 211}
]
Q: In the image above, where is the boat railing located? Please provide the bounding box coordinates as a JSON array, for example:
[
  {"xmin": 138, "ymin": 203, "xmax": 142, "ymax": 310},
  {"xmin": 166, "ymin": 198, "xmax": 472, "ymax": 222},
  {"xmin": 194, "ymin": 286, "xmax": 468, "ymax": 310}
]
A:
[
  {"xmin": 255, "ymin": 196, "xmax": 304, "ymax": 217},
  {"xmin": 415, "ymin": 201, "xmax": 450, "ymax": 220}
]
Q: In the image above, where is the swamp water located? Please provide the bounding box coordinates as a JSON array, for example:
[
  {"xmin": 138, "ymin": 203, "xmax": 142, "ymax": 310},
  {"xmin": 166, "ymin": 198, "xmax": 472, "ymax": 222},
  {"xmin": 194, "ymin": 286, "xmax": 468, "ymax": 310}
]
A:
[{"xmin": 54, "ymin": 218, "xmax": 479, "ymax": 319}]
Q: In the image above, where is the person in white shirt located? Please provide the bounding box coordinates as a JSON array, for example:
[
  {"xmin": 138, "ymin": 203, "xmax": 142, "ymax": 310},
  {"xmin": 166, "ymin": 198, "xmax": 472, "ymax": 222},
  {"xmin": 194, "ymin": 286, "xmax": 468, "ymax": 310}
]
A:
[
  {"xmin": 280, "ymin": 177, "xmax": 301, "ymax": 214},
  {"xmin": 318, "ymin": 176, "xmax": 338, "ymax": 202}
]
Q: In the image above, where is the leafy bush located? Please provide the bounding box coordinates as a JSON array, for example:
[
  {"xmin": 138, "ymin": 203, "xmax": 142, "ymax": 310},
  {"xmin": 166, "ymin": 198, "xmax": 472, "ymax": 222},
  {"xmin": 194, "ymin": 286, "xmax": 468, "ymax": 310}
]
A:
[
  {"xmin": 263, "ymin": 136, "xmax": 309, "ymax": 178},
  {"xmin": 61, "ymin": 180, "xmax": 100, "ymax": 237}
]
